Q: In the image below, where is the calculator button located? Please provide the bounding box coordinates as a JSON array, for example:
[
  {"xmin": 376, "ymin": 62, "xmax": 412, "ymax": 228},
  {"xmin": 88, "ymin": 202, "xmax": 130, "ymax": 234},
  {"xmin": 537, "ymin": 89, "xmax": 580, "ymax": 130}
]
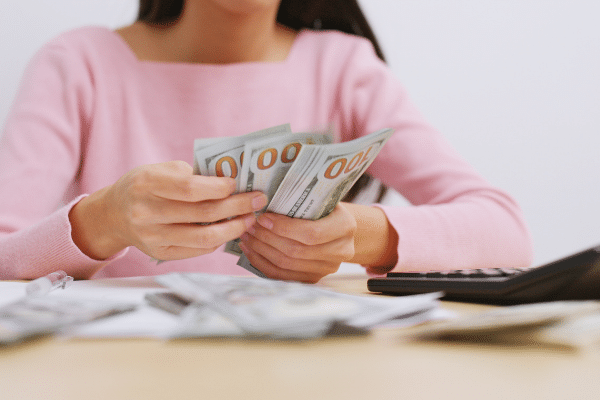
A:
[
  {"xmin": 424, "ymin": 271, "xmax": 452, "ymax": 278},
  {"xmin": 478, "ymin": 269, "xmax": 505, "ymax": 276},
  {"xmin": 499, "ymin": 268, "xmax": 522, "ymax": 275},
  {"xmin": 386, "ymin": 272, "xmax": 427, "ymax": 278}
]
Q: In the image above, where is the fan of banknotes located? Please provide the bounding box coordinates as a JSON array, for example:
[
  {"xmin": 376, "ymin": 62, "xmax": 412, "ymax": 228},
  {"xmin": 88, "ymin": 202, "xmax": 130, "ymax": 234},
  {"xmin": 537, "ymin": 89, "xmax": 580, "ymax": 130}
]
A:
[{"xmin": 193, "ymin": 124, "xmax": 394, "ymax": 277}]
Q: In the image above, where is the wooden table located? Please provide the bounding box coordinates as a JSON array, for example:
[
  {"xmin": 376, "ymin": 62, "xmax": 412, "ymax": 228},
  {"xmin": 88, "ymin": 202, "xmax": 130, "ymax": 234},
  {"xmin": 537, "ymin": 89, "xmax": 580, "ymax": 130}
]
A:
[{"xmin": 1, "ymin": 274, "xmax": 598, "ymax": 400}]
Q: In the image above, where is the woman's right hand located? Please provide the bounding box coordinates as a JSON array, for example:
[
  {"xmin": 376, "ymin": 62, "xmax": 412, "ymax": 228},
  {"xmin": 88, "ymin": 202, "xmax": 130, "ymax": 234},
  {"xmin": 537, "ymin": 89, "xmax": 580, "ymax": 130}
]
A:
[{"xmin": 69, "ymin": 160, "xmax": 267, "ymax": 263}]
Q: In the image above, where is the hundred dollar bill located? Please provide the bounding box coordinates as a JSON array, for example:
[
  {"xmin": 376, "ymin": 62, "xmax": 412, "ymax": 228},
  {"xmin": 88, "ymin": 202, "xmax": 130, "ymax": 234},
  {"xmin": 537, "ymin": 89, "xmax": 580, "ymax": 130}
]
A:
[
  {"xmin": 193, "ymin": 124, "xmax": 291, "ymax": 191},
  {"xmin": 193, "ymin": 124, "xmax": 291, "ymax": 264},
  {"xmin": 154, "ymin": 273, "xmax": 441, "ymax": 339},
  {"xmin": 238, "ymin": 130, "xmax": 334, "ymax": 202},
  {"xmin": 237, "ymin": 128, "xmax": 394, "ymax": 276},
  {"xmin": 0, "ymin": 296, "xmax": 136, "ymax": 345},
  {"xmin": 269, "ymin": 128, "xmax": 393, "ymax": 219},
  {"xmin": 224, "ymin": 130, "xmax": 334, "ymax": 258},
  {"xmin": 193, "ymin": 137, "xmax": 231, "ymax": 175}
]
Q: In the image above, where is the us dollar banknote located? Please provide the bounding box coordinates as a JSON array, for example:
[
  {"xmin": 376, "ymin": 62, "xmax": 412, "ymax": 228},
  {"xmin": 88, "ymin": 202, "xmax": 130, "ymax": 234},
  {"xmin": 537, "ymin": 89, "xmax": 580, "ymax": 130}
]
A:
[
  {"xmin": 154, "ymin": 273, "xmax": 441, "ymax": 339},
  {"xmin": 224, "ymin": 130, "xmax": 334, "ymax": 260},
  {"xmin": 193, "ymin": 124, "xmax": 291, "ymax": 191},
  {"xmin": 236, "ymin": 128, "xmax": 394, "ymax": 276},
  {"xmin": 238, "ymin": 129, "xmax": 334, "ymax": 203},
  {"xmin": 192, "ymin": 124, "xmax": 291, "ymax": 272},
  {"xmin": 267, "ymin": 128, "xmax": 393, "ymax": 219}
]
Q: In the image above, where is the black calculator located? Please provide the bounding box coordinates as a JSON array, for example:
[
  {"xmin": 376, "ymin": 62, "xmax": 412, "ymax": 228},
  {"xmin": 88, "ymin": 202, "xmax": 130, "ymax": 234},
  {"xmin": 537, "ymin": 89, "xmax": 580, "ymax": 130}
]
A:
[{"xmin": 367, "ymin": 244, "xmax": 600, "ymax": 304}]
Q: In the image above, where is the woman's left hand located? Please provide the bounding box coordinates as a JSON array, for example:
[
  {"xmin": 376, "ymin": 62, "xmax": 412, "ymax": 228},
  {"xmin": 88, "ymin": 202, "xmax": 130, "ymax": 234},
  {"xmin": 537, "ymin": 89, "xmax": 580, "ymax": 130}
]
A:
[{"xmin": 238, "ymin": 203, "xmax": 357, "ymax": 283}]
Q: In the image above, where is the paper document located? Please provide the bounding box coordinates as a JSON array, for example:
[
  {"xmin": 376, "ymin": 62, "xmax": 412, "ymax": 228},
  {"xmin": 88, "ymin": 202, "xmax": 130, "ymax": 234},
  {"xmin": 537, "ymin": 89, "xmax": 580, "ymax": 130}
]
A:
[{"xmin": 413, "ymin": 300, "xmax": 600, "ymax": 348}]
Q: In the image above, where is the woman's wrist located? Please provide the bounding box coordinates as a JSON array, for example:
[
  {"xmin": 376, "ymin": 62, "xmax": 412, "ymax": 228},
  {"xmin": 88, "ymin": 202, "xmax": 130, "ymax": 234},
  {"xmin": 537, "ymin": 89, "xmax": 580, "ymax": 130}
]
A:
[
  {"xmin": 69, "ymin": 186, "xmax": 128, "ymax": 260},
  {"xmin": 344, "ymin": 203, "xmax": 399, "ymax": 270}
]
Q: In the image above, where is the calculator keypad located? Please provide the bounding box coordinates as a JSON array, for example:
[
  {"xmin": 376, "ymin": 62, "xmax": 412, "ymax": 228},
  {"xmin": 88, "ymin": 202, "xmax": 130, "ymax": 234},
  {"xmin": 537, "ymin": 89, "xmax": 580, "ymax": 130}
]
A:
[{"xmin": 387, "ymin": 268, "xmax": 525, "ymax": 279}]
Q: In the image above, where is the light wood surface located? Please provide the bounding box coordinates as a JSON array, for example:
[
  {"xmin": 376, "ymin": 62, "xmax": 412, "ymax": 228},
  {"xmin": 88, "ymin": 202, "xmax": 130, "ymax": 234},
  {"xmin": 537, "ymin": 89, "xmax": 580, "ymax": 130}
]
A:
[{"xmin": 1, "ymin": 274, "xmax": 598, "ymax": 400}]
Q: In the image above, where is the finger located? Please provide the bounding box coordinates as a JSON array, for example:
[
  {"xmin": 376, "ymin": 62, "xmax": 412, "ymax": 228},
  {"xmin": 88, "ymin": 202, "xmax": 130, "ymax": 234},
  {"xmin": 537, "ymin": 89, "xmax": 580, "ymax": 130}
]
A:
[
  {"xmin": 240, "ymin": 232, "xmax": 340, "ymax": 276},
  {"xmin": 239, "ymin": 241, "xmax": 324, "ymax": 283},
  {"xmin": 242, "ymin": 227, "xmax": 354, "ymax": 263},
  {"xmin": 158, "ymin": 213, "xmax": 256, "ymax": 249},
  {"xmin": 150, "ymin": 244, "xmax": 220, "ymax": 261},
  {"xmin": 141, "ymin": 191, "xmax": 268, "ymax": 224},
  {"xmin": 154, "ymin": 175, "xmax": 236, "ymax": 202},
  {"xmin": 139, "ymin": 161, "xmax": 238, "ymax": 202},
  {"xmin": 256, "ymin": 206, "xmax": 356, "ymax": 245}
]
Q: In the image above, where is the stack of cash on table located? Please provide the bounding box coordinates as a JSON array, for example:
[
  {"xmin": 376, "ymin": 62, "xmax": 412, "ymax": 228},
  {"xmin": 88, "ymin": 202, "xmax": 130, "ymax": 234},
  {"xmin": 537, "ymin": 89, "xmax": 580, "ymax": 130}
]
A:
[{"xmin": 152, "ymin": 273, "xmax": 443, "ymax": 340}]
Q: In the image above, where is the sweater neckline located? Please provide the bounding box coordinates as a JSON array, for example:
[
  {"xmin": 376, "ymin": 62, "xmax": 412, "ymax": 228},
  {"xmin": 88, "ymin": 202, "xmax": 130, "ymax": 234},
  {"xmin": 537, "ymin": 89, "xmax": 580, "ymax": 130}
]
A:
[{"xmin": 101, "ymin": 26, "xmax": 308, "ymax": 70}]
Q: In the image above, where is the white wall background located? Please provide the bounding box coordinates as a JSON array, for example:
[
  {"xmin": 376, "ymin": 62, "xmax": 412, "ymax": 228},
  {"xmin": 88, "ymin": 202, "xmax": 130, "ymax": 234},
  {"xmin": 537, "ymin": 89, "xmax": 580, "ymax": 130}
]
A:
[{"xmin": 1, "ymin": 1, "xmax": 599, "ymax": 267}]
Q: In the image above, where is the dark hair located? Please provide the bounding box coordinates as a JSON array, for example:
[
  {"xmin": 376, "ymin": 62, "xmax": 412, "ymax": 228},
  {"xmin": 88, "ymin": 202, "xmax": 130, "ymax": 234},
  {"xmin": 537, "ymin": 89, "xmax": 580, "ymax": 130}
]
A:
[
  {"xmin": 138, "ymin": 0, "xmax": 388, "ymax": 202},
  {"xmin": 138, "ymin": 0, "xmax": 385, "ymax": 61}
]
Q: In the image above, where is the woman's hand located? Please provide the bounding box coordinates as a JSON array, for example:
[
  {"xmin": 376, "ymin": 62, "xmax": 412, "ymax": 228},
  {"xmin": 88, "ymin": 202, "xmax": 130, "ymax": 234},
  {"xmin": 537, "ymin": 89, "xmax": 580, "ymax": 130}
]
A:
[
  {"xmin": 69, "ymin": 160, "xmax": 268, "ymax": 262},
  {"xmin": 238, "ymin": 203, "xmax": 358, "ymax": 283},
  {"xmin": 238, "ymin": 202, "xmax": 399, "ymax": 282}
]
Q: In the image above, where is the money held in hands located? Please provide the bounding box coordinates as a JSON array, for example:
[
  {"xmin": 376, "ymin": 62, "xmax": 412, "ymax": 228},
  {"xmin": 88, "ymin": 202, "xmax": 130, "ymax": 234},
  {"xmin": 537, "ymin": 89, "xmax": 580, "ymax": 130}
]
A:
[{"xmin": 193, "ymin": 125, "xmax": 394, "ymax": 277}]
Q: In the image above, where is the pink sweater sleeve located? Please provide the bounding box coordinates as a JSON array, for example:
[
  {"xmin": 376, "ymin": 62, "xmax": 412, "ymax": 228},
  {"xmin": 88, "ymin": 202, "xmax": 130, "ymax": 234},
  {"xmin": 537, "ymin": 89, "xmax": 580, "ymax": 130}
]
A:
[
  {"xmin": 332, "ymin": 38, "xmax": 533, "ymax": 273},
  {"xmin": 0, "ymin": 42, "xmax": 126, "ymax": 279}
]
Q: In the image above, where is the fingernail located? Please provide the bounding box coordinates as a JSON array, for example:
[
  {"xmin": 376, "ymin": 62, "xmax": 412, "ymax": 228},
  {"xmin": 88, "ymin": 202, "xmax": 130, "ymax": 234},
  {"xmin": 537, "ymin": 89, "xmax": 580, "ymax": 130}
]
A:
[
  {"xmin": 244, "ymin": 215, "xmax": 256, "ymax": 229},
  {"xmin": 252, "ymin": 194, "xmax": 268, "ymax": 211},
  {"xmin": 257, "ymin": 214, "xmax": 274, "ymax": 230},
  {"xmin": 246, "ymin": 224, "xmax": 255, "ymax": 235}
]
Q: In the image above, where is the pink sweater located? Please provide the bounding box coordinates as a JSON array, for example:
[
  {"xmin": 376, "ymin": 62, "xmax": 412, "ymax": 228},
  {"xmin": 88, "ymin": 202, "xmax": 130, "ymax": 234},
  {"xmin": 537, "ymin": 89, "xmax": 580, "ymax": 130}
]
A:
[{"xmin": 0, "ymin": 27, "xmax": 533, "ymax": 280}]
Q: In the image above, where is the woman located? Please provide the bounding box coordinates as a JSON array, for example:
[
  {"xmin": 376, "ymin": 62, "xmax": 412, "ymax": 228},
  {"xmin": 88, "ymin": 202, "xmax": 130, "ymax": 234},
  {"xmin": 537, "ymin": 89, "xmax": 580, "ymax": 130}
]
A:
[{"xmin": 0, "ymin": 0, "xmax": 533, "ymax": 281}]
